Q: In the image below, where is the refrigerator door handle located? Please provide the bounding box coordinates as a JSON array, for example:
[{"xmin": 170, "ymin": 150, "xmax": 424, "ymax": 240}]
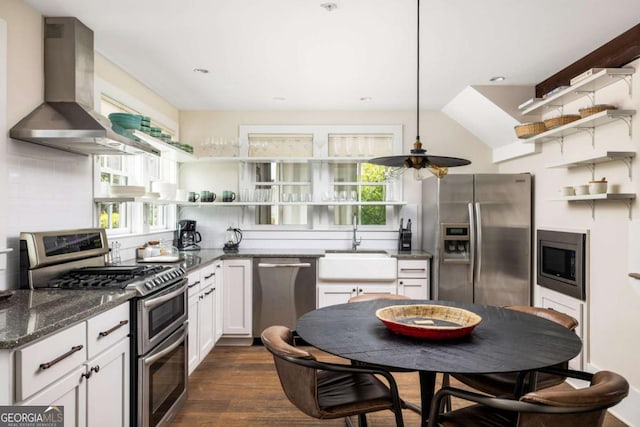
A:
[
  {"xmin": 475, "ymin": 202, "xmax": 483, "ymax": 284},
  {"xmin": 468, "ymin": 203, "xmax": 476, "ymax": 284}
]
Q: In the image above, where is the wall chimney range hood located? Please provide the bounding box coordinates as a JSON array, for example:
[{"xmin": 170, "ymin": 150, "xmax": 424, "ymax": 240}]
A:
[{"xmin": 10, "ymin": 17, "xmax": 159, "ymax": 157}]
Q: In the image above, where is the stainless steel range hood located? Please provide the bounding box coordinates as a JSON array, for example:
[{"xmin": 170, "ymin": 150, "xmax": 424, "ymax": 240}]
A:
[{"xmin": 10, "ymin": 17, "xmax": 159, "ymax": 157}]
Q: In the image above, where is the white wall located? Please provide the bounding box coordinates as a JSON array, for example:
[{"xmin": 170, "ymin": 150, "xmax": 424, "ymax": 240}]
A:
[
  {"xmin": 0, "ymin": 1, "xmax": 178, "ymax": 289},
  {"xmin": 499, "ymin": 58, "xmax": 640, "ymax": 425}
]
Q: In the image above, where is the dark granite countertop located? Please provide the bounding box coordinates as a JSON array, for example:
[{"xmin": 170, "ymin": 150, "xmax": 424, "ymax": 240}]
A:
[{"xmin": 0, "ymin": 289, "xmax": 136, "ymax": 350}]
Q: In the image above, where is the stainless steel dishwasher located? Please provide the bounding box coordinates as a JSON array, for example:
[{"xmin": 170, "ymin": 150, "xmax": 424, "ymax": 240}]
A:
[{"xmin": 253, "ymin": 257, "xmax": 317, "ymax": 337}]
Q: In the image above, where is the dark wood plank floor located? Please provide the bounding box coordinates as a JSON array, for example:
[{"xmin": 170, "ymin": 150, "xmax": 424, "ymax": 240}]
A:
[{"xmin": 171, "ymin": 344, "xmax": 628, "ymax": 426}]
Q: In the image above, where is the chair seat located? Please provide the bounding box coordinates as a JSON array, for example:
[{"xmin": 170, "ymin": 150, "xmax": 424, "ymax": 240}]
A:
[
  {"xmin": 434, "ymin": 404, "xmax": 516, "ymax": 427},
  {"xmin": 317, "ymin": 371, "xmax": 394, "ymax": 417},
  {"xmin": 452, "ymin": 370, "xmax": 567, "ymax": 397}
]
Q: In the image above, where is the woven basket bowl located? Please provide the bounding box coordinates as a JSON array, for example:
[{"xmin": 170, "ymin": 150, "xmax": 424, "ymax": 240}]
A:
[
  {"xmin": 375, "ymin": 304, "xmax": 482, "ymax": 340},
  {"xmin": 514, "ymin": 121, "xmax": 546, "ymax": 139},
  {"xmin": 543, "ymin": 114, "xmax": 581, "ymax": 130},
  {"xmin": 579, "ymin": 104, "xmax": 617, "ymax": 118}
]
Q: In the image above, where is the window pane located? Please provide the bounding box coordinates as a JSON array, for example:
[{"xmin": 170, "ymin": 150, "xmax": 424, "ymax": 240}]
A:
[{"xmin": 99, "ymin": 202, "xmax": 125, "ymax": 229}]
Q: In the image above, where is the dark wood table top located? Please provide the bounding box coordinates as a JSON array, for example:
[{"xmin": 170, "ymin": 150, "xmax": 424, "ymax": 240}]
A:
[{"xmin": 296, "ymin": 300, "xmax": 582, "ymax": 374}]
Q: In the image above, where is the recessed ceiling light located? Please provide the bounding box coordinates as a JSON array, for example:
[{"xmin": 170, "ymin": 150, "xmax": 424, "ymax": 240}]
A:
[
  {"xmin": 490, "ymin": 76, "xmax": 506, "ymax": 82},
  {"xmin": 359, "ymin": 97, "xmax": 372, "ymax": 102},
  {"xmin": 320, "ymin": 3, "xmax": 338, "ymax": 12},
  {"xmin": 193, "ymin": 68, "xmax": 210, "ymax": 74},
  {"xmin": 272, "ymin": 97, "xmax": 287, "ymax": 101}
]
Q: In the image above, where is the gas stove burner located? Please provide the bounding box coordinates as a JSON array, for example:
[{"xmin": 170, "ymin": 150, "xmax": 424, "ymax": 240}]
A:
[{"xmin": 46, "ymin": 264, "xmax": 185, "ymax": 295}]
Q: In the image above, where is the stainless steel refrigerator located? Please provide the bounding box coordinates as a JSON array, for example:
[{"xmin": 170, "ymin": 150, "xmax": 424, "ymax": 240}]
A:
[{"xmin": 422, "ymin": 174, "xmax": 532, "ymax": 306}]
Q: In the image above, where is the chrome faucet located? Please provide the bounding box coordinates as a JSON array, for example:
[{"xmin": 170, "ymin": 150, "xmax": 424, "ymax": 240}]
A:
[{"xmin": 352, "ymin": 212, "xmax": 362, "ymax": 251}]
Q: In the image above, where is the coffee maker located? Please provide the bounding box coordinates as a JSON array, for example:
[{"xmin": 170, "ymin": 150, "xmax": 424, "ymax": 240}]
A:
[{"xmin": 175, "ymin": 220, "xmax": 202, "ymax": 251}]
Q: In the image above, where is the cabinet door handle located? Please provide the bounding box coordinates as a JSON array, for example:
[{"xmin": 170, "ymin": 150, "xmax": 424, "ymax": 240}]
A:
[
  {"xmin": 399, "ymin": 268, "xmax": 426, "ymax": 272},
  {"xmin": 204, "ymin": 273, "xmax": 214, "ymax": 279},
  {"xmin": 204, "ymin": 289, "xmax": 214, "ymax": 296},
  {"xmin": 39, "ymin": 345, "xmax": 83, "ymax": 370},
  {"xmin": 258, "ymin": 263, "xmax": 311, "ymax": 268},
  {"xmin": 188, "ymin": 281, "xmax": 201, "ymax": 288},
  {"xmin": 628, "ymin": 273, "xmax": 640, "ymax": 280},
  {"xmin": 98, "ymin": 320, "xmax": 129, "ymax": 338}
]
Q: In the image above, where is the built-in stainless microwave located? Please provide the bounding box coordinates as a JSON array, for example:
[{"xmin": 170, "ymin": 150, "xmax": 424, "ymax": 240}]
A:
[{"xmin": 537, "ymin": 229, "xmax": 587, "ymax": 300}]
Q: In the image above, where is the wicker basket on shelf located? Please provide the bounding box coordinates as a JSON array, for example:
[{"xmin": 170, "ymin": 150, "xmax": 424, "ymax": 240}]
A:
[
  {"xmin": 578, "ymin": 104, "xmax": 617, "ymax": 118},
  {"xmin": 543, "ymin": 114, "xmax": 581, "ymax": 130},
  {"xmin": 514, "ymin": 121, "xmax": 546, "ymax": 139}
]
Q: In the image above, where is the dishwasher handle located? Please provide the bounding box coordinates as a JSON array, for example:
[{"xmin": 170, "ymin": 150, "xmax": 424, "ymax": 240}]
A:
[{"xmin": 258, "ymin": 263, "xmax": 311, "ymax": 268}]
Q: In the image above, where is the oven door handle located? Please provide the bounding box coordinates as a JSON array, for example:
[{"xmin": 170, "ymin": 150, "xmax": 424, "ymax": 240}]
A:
[
  {"xmin": 143, "ymin": 282, "xmax": 187, "ymax": 309},
  {"xmin": 144, "ymin": 332, "xmax": 184, "ymax": 366}
]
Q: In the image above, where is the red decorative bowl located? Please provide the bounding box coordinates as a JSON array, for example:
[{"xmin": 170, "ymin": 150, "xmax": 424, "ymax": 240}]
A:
[{"xmin": 375, "ymin": 304, "xmax": 482, "ymax": 340}]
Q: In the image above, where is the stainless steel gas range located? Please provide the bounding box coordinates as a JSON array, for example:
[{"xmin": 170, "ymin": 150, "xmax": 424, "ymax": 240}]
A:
[{"xmin": 20, "ymin": 228, "xmax": 188, "ymax": 427}]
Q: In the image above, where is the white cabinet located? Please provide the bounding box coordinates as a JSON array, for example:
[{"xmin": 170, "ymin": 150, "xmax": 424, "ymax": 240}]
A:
[
  {"xmin": 538, "ymin": 286, "xmax": 586, "ymax": 370},
  {"xmin": 397, "ymin": 259, "xmax": 430, "ymax": 299},
  {"xmin": 20, "ymin": 365, "xmax": 86, "ymax": 427},
  {"xmin": 13, "ymin": 302, "xmax": 130, "ymax": 427},
  {"xmin": 85, "ymin": 339, "xmax": 129, "ymax": 427},
  {"xmin": 213, "ymin": 262, "xmax": 224, "ymax": 342},
  {"xmin": 317, "ymin": 283, "xmax": 398, "ymax": 308},
  {"xmin": 187, "ymin": 263, "xmax": 220, "ymax": 374},
  {"xmin": 222, "ymin": 258, "xmax": 252, "ymax": 337}
]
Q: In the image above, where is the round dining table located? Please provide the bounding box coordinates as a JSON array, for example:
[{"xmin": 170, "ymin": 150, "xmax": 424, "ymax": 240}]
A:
[{"xmin": 296, "ymin": 299, "xmax": 582, "ymax": 427}]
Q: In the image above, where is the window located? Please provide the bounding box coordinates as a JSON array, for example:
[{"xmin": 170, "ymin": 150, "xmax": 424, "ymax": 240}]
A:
[
  {"xmin": 95, "ymin": 94, "xmax": 178, "ymax": 235},
  {"xmin": 238, "ymin": 125, "xmax": 402, "ymax": 230},
  {"xmin": 97, "ymin": 156, "xmax": 131, "ymax": 233}
]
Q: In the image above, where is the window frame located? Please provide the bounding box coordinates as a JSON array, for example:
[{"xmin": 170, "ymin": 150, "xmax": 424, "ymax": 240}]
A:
[
  {"xmin": 238, "ymin": 124, "xmax": 403, "ymax": 231},
  {"xmin": 93, "ymin": 77, "xmax": 179, "ymax": 237}
]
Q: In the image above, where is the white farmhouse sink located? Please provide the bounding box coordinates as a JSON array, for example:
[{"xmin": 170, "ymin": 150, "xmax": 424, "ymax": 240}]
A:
[{"xmin": 319, "ymin": 251, "xmax": 397, "ymax": 281}]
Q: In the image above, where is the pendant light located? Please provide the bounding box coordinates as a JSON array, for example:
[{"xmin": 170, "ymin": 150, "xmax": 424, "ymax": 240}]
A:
[{"xmin": 367, "ymin": 0, "xmax": 471, "ymax": 179}]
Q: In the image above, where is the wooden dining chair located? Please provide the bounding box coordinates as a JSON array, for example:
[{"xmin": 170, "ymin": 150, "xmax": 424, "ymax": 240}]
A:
[
  {"xmin": 428, "ymin": 369, "xmax": 629, "ymax": 427},
  {"xmin": 445, "ymin": 305, "xmax": 580, "ymax": 398},
  {"xmin": 261, "ymin": 325, "xmax": 407, "ymax": 427}
]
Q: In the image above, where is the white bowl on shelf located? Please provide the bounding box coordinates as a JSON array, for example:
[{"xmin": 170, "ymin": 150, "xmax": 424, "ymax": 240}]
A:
[
  {"xmin": 151, "ymin": 181, "xmax": 177, "ymax": 200},
  {"xmin": 574, "ymin": 185, "xmax": 589, "ymax": 196},
  {"xmin": 589, "ymin": 181, "xmax": 607, "ymax": 194}
]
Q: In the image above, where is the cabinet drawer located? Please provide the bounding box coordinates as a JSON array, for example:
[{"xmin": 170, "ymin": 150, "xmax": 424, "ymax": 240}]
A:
[
  {"xmin": 187, "ymin": 271, "xmax": 202, "ymax": 297},
  {"xmin": 16, "ymin": 322, "xmax": 87, "ymax": 402},
  {"xmin": 87, "ymin": 303, "xmax": 130, "ymax": 360},
  {"xmin": 201, "ymin": 264, "xmax": 216, "ymax": 287},
  {"xmin": 397, "ymin": 260, "xmax": 429, "ymax": 278}
]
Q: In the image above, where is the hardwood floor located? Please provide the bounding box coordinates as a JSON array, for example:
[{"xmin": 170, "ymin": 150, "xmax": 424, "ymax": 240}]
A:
[{"xmin": 171, "ymin": 344, "xmax": 628, "ymax": 426}]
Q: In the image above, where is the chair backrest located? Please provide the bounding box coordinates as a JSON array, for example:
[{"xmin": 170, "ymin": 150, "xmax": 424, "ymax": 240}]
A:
[
  {"xmin": 348, "ymin": 293, "xmax": 411, "ymax": 303},
  {"xmin": 517, "ymin": 370, "xmax": 629, "ymax": 427},
  {"xmin": 506, "ymin": 305, "xmax": 579, "ymax": 331},
  {"xmin": 261, "ymin": 325, "xmax": 323, "ymax": 418}
]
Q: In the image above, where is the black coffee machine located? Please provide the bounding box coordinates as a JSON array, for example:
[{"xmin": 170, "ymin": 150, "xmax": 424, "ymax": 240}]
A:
[{"xmin": 175, "ymin": 220, "xmax": 202, "ymax": 251}]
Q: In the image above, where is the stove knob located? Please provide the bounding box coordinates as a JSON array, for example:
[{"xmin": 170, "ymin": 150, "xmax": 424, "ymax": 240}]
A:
[
  {"xmin": 145, "ymin": 282, "xmax": 153, "ymax": 290},
  {"xmin": 154, "ymin": 278, "xmax": 163, "ymax": 286}
]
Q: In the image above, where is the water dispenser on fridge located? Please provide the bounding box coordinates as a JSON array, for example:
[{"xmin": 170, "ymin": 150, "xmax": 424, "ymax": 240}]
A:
[{"xmin": 441, "ymin": 224, "xmax": 470, "ymax": 263}]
